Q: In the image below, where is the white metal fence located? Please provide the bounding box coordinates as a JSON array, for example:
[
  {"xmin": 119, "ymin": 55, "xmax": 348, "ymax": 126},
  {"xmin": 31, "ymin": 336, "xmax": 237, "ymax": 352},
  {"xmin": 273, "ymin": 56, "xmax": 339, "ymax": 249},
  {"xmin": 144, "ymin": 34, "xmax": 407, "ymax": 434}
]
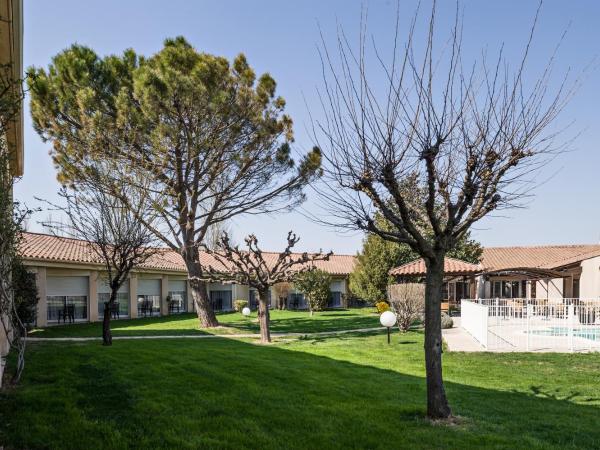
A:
[{"xmin": 461, "ymin": 298, "xmax": 600, "ymax": 352}]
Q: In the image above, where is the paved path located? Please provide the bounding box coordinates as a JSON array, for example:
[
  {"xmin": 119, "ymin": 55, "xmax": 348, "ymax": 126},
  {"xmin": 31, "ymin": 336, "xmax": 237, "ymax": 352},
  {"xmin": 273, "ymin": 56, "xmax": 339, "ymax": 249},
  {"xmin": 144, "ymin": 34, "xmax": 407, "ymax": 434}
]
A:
[
  {"xmin": 26, "ymin": 327, "xmax": 384, "ymax": 342},
  {"xmin": 442, "ymin": 317, "xmax": 485, "ymax": 352}
]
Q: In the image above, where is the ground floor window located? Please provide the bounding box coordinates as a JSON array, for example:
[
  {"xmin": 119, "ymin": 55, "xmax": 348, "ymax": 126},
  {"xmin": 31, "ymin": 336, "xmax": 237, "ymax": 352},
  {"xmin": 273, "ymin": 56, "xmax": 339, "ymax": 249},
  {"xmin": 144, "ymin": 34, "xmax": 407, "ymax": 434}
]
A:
[
  {"xmin": 168, "ymin": 291, "xmax": 187, "ymax": 313},
  {"xmin": 288, "ymin": 293, "xmax": 305, "ymax": 309},
  {"xmin": 492, "ymin": 280, "xmax": 525, "ymax": 299},
  {"xmin": 137, "ymin": 295, "xmax": 160, "ymax": 317},
  {"xmin": 328, "ymin": 291, "xmax": 342, "ymax": 307},
  {"xmin": 47, "ymin": 296, "xmax": 88, "ymax": 323},
  {"xmin": 210, "ymin": 290, "xmax": 232, "ymax": 311},
  {"xmin": 249, "ymin": 289, "xmax": 258, "ymax": 309},
  {"xmin": 98, "ymin": 293, "xmax": 129, "ymax": 318}
]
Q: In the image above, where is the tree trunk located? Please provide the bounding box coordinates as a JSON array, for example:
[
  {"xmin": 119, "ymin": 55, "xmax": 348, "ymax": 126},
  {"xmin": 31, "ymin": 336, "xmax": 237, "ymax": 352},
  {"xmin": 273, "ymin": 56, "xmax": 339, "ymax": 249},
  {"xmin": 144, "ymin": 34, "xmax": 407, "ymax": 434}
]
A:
[
  {"xmin": 423, "ymin": 255, "xmax": 452, "ymax": 419},
  {"xmin": 102, "ymin": 291, "xmax": 115, "ymax": 346},
  {"xmin": 258, "ymin": 289, "xmax": 271, "ymax": 343},
  {"xmin": 184, "ymin": 253, "xmax": 219, "ymax": 328}
]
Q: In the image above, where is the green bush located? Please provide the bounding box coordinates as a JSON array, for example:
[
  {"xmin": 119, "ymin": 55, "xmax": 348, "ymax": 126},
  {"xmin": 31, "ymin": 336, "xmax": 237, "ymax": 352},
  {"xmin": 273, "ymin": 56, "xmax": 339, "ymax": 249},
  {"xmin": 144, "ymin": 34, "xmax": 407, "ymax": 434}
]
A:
[
  {"xmin": 12, "ymin": 259, "xmax": 39, "ymax": 330},
  {"xmin": 233, "ymin": 299, "xmax": 248, "ymax": 313},
  {"xmin": 441, "ymin": 312, "xmax": 453, "ymax": 329},
  {"xmin": 375, "ymin": 301, "xmax": 390, "ymax": 313}
]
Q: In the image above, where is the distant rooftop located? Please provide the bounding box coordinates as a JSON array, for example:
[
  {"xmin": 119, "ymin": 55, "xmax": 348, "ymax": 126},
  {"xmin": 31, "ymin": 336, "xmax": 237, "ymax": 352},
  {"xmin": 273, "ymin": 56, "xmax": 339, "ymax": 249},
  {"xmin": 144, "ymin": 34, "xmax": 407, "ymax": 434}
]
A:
[{"xmin": 19, "ymin": 232, "xmax": 356, "ymax": 276}]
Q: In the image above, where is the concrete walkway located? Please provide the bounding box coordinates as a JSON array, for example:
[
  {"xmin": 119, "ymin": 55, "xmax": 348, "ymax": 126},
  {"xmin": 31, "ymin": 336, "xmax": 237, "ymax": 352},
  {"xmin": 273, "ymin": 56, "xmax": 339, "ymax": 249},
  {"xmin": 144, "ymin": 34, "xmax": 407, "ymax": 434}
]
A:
[
  {"xmin": 442, "ymin": 317, "xmax": 485, "ymax": 352},
  {"xmin": 26, "ymin": 327, "xmax": 384, "ymax": 342}
]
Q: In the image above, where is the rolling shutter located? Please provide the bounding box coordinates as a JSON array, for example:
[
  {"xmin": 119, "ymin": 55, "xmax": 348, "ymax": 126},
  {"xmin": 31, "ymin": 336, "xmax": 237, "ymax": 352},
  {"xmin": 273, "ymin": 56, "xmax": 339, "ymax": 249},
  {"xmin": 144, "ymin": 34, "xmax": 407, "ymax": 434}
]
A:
[
  {"xmin": 98, "ymin": 278, "xmax": 130, "ymax": 294},
  {"xmin": 47, "ymin": 276, "xmax": 88, "ymax": 297},
  {"xmin": 138, "ymin": 279, "xmax": 161, "ymax": 296}
]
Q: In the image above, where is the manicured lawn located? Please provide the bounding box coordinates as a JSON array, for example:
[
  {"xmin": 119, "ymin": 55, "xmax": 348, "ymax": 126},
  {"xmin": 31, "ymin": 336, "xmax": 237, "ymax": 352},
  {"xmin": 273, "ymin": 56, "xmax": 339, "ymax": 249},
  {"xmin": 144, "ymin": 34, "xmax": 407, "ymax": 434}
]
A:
[
  {"xmin": 28, "ymin": 308, "xmax": 380, "ymax": 338},
  {"xmin": 2, "ymin": 332, "xmax": 600, "ymax": 449}
]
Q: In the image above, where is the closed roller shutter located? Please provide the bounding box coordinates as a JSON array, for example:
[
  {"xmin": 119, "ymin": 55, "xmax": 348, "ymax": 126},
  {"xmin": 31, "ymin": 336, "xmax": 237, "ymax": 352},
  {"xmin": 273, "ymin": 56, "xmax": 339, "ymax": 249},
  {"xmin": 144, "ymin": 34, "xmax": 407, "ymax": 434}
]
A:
[
  {"xmin": 138, "ymin": 279, "xmax": 161, "ymax": 296},
  {"xmin": 168, "ymin": 280, "xmax": 186, "ymax": 292},
  {"xmin": 98, "ymin": 278, "xmax": 130, "ymax": 294},
  {"xmin": 47, "ymin": 276, "xmax": 89, "ymax": 296}
]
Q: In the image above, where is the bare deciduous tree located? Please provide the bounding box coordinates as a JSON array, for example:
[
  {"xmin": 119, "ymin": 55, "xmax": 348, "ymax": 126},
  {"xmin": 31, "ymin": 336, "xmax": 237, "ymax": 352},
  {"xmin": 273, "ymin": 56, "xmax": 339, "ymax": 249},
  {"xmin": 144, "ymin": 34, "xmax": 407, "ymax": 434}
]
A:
[
  {"xmin": 205, "ymin": 232, "xmax": 332, "ymax": 343},
  {"xmin": 40, "ymin": 175, "xmax": 158, "ymax": 346},
  {"xmin": 312, "ymin": 2, "xmax": 575, "ymax": 418},
  {"xmin": 388, "ymin": 283, "xmax": 425, "ymax": 332}
]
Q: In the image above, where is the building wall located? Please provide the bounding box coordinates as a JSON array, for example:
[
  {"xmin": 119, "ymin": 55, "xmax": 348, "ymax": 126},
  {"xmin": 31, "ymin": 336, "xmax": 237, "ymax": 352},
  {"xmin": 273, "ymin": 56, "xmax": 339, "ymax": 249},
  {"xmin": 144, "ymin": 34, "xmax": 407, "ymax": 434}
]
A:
[
  {"xmin": 580, "ymin": 256, "xmax": 600, "ymax": 298},
  {"xmin": 28, "ymin": 260, "xmax": 352, "ymax": 326},
  {"xmin": 535, "ymin": 278, "xmax": 564, "ymax": 300}
]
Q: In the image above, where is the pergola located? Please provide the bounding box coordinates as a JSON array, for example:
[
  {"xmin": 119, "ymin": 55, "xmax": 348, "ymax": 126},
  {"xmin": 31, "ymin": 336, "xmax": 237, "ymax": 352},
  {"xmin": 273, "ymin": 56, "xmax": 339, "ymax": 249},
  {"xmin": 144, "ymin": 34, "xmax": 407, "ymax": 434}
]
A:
[{"xmin": 389, "ymin": 257, "xmax": 484, "ymax": 303}]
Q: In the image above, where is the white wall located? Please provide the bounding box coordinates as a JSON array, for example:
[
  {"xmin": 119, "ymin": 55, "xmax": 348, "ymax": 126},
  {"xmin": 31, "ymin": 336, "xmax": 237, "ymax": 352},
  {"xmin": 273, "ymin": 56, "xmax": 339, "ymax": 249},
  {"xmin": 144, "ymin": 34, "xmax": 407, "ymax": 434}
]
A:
[
  {"xmin": 536, "ymin": 278, "xmax": 564, "ymax": 300},
  {"xmin": 580, "ymin": 255, "xmax": 600, "ymax": 298},
  {"xmin": 461, "ymin": 300, "xmax": 488, "ymax": 347}
]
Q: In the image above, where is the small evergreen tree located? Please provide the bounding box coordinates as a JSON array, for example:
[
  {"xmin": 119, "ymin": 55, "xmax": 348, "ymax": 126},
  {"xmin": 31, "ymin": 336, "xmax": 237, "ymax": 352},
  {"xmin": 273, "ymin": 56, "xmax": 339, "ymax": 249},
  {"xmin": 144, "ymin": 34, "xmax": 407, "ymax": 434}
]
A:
[
  {"xmin": 293, "ymin": 269, "xmax": 332, "ymax": 316},
  {"xmin": 11, "ymin": 260, "xmax": 39, "ymax": 330}
]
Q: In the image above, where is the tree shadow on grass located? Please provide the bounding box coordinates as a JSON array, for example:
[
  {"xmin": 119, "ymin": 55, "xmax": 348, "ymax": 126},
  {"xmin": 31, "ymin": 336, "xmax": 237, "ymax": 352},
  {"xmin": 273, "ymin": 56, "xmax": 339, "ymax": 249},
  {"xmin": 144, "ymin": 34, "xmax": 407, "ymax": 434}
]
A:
[{"xmin": 2, "ymin": 338, "xmax": 600, "ymax": 449}]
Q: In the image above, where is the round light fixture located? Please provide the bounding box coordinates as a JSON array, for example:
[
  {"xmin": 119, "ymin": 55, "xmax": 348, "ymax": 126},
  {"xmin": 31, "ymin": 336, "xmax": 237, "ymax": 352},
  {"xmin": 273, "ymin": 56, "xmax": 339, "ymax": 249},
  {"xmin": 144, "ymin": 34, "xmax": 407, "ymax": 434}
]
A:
[{"xmin": 380, "ymin": 310, "xmax": 397, "ymax": 328}]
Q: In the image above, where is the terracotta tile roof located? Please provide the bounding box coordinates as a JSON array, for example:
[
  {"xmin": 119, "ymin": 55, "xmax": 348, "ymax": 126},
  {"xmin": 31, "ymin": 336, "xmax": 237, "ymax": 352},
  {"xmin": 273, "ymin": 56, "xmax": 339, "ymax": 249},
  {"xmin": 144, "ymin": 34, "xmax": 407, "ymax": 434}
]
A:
[
  {"xmin": 481, "ymin": 245, "xmax": 600, "ymax": 272},
  {"xmin": 389, "ymin": 257, "xmax": 483, "ymax": 277},
  {"xmin": 19, "ymin": 232, "xmax": 355, "ymax": 276}
]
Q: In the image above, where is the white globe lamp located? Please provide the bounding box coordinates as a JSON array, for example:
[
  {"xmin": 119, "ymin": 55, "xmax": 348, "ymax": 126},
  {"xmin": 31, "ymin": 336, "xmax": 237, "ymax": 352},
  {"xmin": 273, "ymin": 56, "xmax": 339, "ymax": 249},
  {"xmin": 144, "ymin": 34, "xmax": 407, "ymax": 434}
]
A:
[
  {"xmin": 380, "ymin": 310, "xmax": 397, "ymax": 344},
  {"xmin": 242, "ymin": 307, "xmax": 251, "ymax": 317}
]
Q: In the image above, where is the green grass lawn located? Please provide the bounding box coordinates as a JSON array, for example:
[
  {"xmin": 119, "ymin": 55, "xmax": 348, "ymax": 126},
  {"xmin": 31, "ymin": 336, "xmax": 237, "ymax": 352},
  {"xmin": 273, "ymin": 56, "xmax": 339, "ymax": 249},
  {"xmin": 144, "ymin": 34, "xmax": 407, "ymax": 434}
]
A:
[
  {"xmin": 2, "ymin": 331, "xmax": 600, "ymax": 449},
  {"xmin": 28, "ymin": 308, "xmax": 380, "ymax": 338}
]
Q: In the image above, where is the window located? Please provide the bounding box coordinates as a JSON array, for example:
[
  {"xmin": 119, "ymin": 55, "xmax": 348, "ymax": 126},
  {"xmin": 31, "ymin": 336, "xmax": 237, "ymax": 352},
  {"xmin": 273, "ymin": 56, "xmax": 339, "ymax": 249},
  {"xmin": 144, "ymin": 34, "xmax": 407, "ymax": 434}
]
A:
[
  {"xmin": 288, "ymin": 293, "xmax": 305, "ymax": 309},
  {"xmin": 249, "ymin": 290, "xmax": 258, "ymax": 309},
  {"xmin": 168, "ymin": 280, "xmax": 187, "ymax": 313},
  {"xmin": 168, "ymin": 291, "xmax": 187, "ymax": 313},
  {"xmin": 492, "ymin": 281, "xmax": 522, "ymax": 299},
  {"xmin": 573, "ymin": 278, "xmax": 580, "ymax": 299},
  {"xmin": 511, "ymin": 281, "xmax": 521, "ymax": 298},
  {"xmin": 492, "ymin": 281, "xmax": 501, "ymax": 298},
  {"xmin": 137, "ymin": 295, "xmax": 160, "ymax": 317},
  {"xmin": 455, "ymin": 282, "xmax": 470, "ymax": 302},
  {"xmin": 98, "ymin": 293, "xmax": 129, "ymax": 318},
  {"xmin": 328, "ymin": 291, "xmax": 342, "ymax": 308},
  {"xmin": 47, "ymin": 295, "xmax": 88, "ymax": 323},
  {"xmin": 210, "ymin": 290, "xmax": 232, "ymax": 311}
]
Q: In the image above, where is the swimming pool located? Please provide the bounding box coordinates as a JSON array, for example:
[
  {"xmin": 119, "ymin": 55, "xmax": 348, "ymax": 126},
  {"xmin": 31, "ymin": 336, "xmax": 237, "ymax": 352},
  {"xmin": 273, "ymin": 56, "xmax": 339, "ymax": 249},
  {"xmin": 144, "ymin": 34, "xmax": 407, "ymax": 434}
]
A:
[{"xmin": 529, "ymin": 327, "xmax": 600, "ymax": 341}]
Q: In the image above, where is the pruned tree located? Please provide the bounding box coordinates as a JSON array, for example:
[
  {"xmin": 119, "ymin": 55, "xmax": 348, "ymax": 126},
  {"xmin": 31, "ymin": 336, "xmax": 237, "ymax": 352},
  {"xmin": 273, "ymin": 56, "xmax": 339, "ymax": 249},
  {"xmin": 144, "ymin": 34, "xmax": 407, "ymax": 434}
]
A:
[
  {"xmin": 40, "ymin": 174, "xmax": 158, "ymax": 346},
  {"xmin": 312, "ymin": 2, "xmax": 575, "ymax": 418},
  {"xmin": 206, "ymin": 231, "xmax": 332, "ymax": 343},
  {"xmin": 388, "ymin": 283, "xmax": 425, "ymax": 332},
  {"xmin": 27, "ymin": 37, "xmax": 322, "ymax": 329},
  {"xmin": 293, "ymin": 269, "xmax": 332, "ymax": 316}
]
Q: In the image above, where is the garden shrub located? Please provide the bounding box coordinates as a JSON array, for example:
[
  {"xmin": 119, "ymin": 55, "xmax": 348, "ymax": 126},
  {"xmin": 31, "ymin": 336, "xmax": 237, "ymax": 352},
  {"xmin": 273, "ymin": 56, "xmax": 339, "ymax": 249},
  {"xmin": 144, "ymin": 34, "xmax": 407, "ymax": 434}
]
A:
[
  {"xmin": 293, "ymin": 270, "xmax": 331, "ymax": 315},
  {"xmin": 233, "ymin": 299, "xmax": 248, "ymax": 312},
  {"xmin": 441, "ymin": 312, "xmax": 453, "ymax": 329},
  {"xmin": 375, "ymin": 301, "xmax": 390, "ymax": 313},
  {"xmin": 388, "ymin": 283, "xmax": 424, "ymax": 332}
]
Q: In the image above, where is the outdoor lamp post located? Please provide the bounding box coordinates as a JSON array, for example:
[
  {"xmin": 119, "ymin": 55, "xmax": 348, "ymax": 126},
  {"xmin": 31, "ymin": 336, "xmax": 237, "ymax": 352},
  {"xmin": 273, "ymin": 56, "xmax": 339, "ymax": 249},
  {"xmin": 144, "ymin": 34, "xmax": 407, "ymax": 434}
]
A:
[
  {"xmin": 242, "ymin": 306, "xmax": 251, "ymax": 317},
  {"xmin": 380, "ymin": 310, "xmax": 397, "ymax": 344}
]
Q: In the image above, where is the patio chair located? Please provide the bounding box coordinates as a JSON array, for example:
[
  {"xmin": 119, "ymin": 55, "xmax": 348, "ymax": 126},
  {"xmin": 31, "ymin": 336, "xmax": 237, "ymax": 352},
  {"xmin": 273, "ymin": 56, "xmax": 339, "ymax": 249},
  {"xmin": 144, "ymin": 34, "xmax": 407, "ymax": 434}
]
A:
[
  {"xmin": 66, "ymin": 304, "xmax": 75, "ymax": 323},
  {"xmin": 110, "ymin": 302, "xmax": 119, "ymax": 319}
]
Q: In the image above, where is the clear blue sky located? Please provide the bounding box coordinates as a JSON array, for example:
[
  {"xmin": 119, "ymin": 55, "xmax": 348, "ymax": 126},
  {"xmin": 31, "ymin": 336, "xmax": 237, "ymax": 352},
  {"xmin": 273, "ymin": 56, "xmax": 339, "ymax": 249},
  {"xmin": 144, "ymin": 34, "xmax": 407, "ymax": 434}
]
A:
[{"xmin": 15, "ymin": 0, "xmax": 600, "ymax": 254}]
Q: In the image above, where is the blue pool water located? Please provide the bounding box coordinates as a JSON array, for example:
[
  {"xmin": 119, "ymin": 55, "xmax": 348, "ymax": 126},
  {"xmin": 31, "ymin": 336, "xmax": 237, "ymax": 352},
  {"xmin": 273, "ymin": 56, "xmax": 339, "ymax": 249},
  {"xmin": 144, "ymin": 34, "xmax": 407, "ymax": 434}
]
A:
[{"xmin": 529, "ymin": 327, "xmax": 600, "ymax": 341}]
